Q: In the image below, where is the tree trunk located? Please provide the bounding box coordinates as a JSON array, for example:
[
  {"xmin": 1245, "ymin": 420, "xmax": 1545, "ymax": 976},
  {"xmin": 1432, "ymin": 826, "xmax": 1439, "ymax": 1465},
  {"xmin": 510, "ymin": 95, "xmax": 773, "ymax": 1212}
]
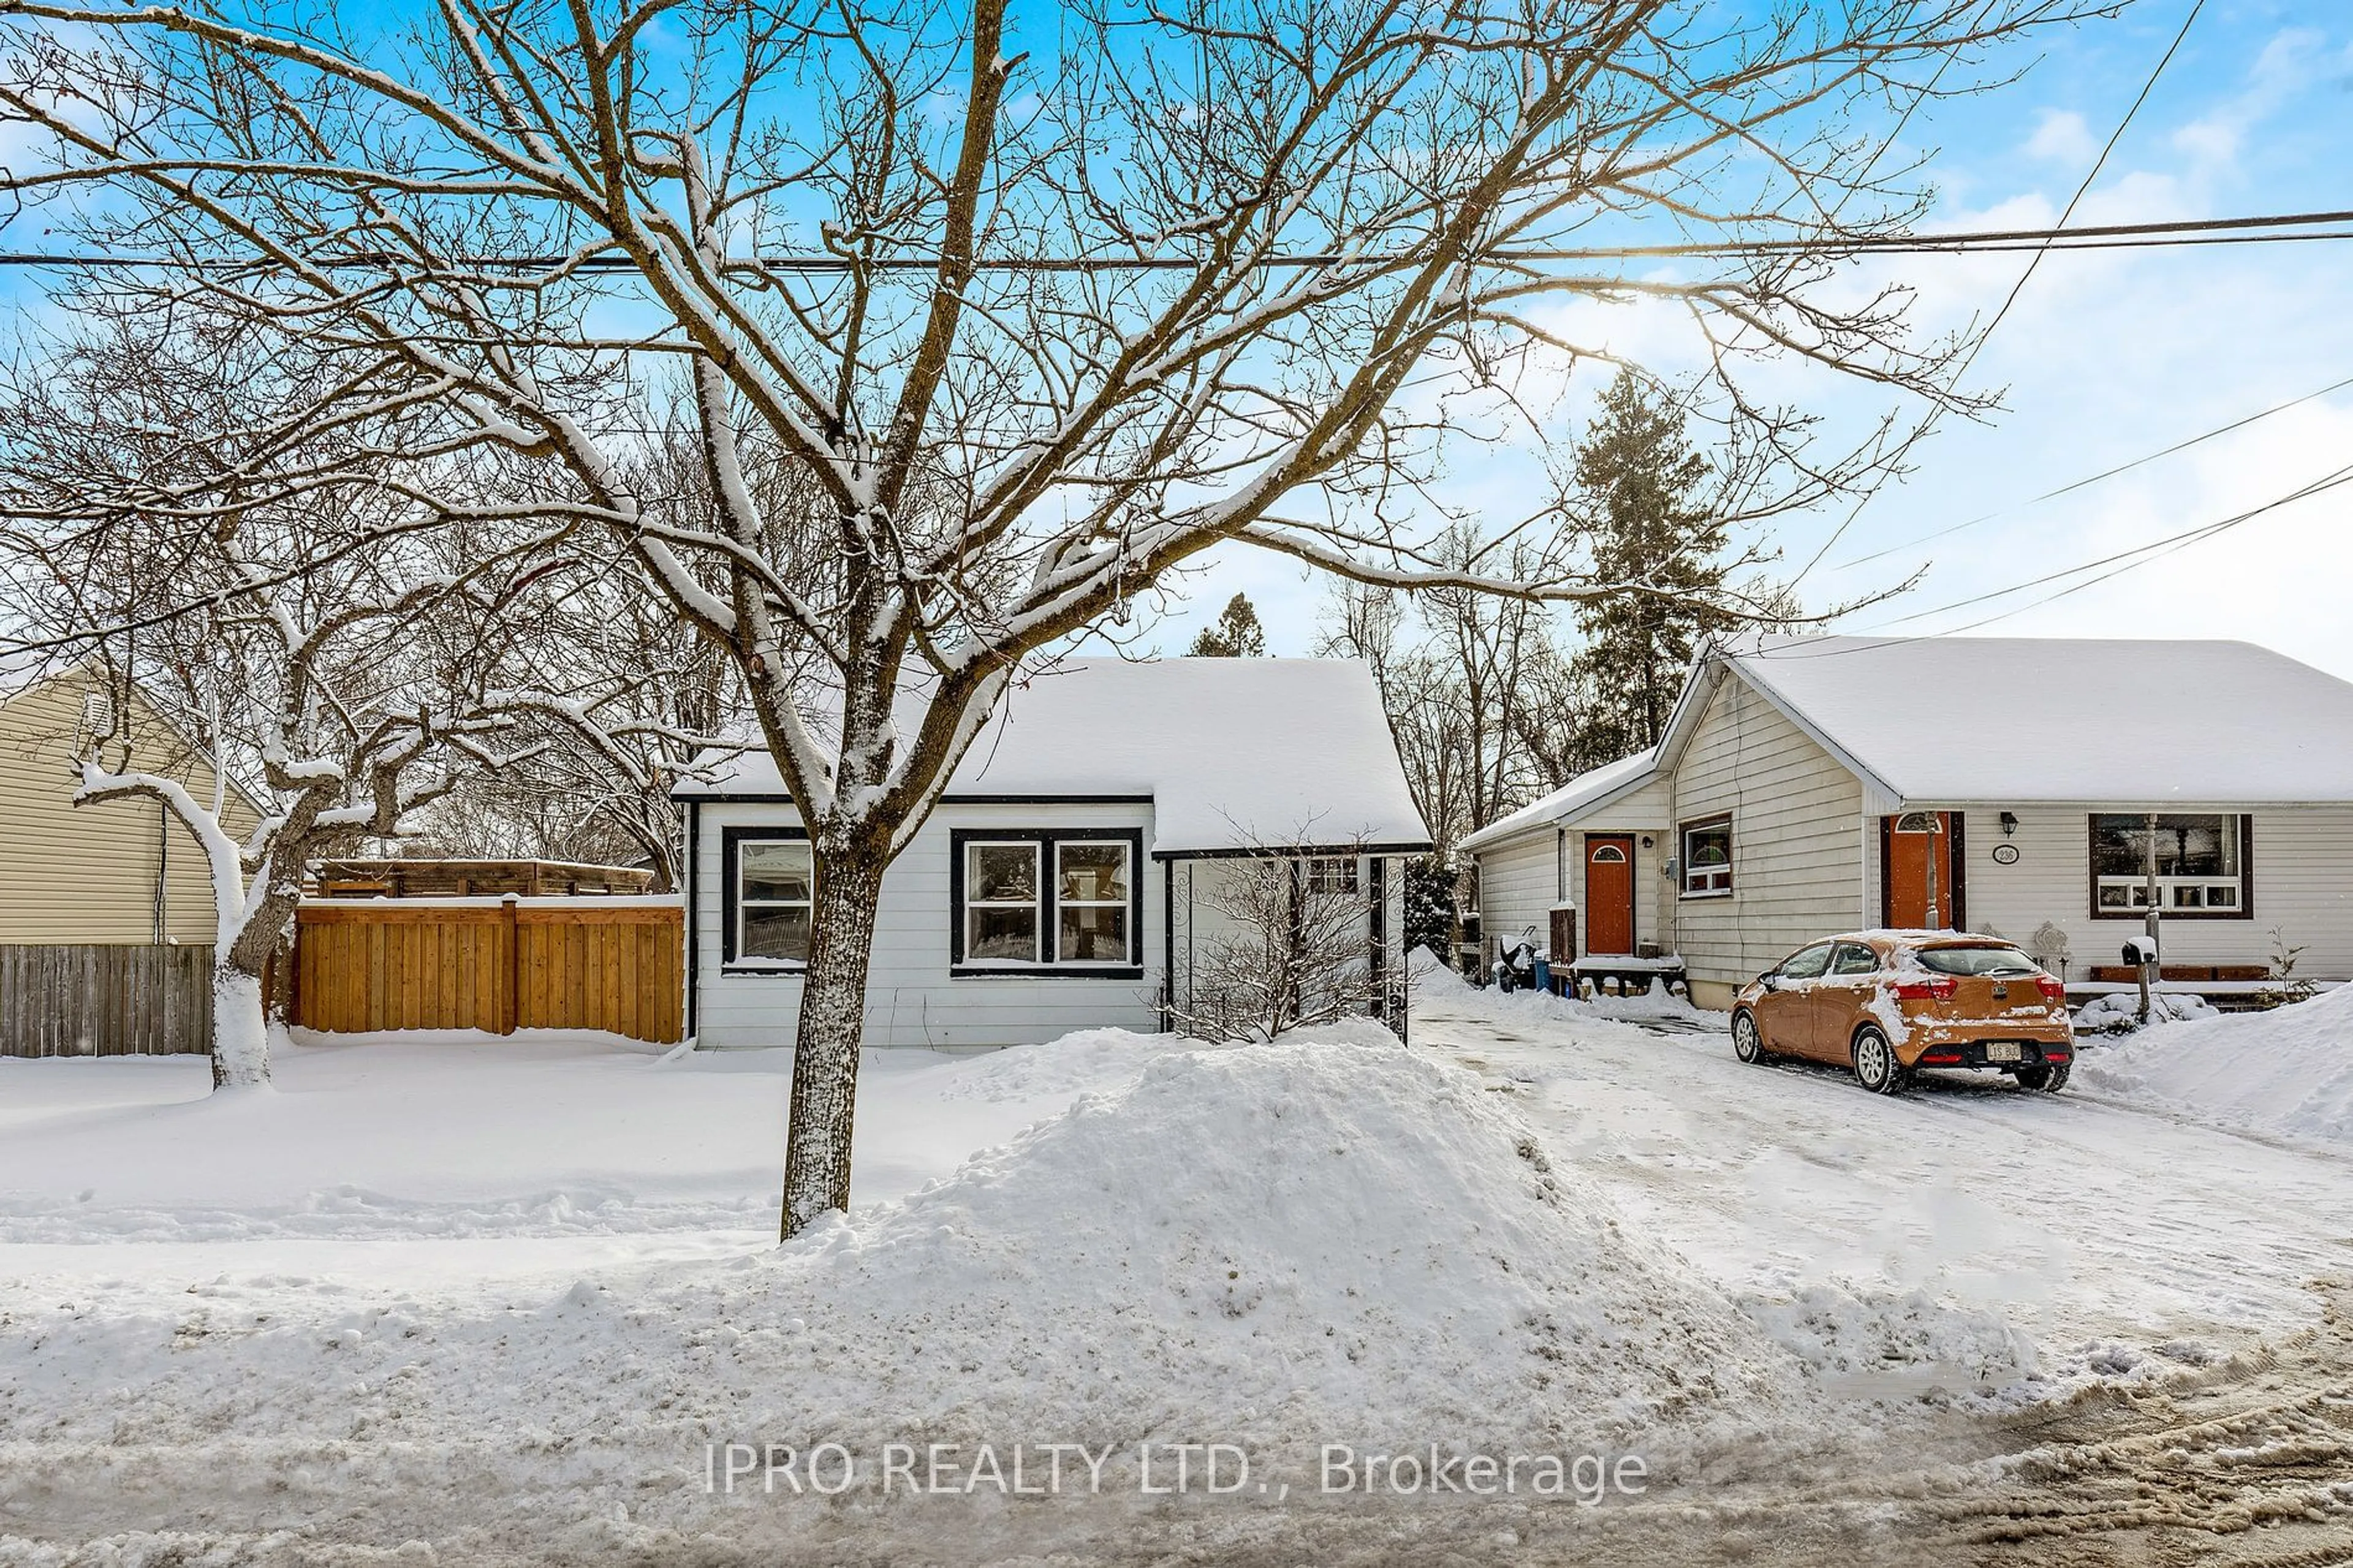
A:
[
  {"xmin": 782, "ymin": 851, "xmax": 887, "ymax": 1238},
  {"xmin": 211, "ymin": 961, "xmax": 271, "ymax": 1090}
]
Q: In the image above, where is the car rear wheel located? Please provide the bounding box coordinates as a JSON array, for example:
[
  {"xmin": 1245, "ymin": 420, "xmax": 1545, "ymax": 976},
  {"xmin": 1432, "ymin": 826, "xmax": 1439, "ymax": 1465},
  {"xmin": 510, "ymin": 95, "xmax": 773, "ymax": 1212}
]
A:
[
  {"xmin": 2015, "ymin": 1061, "xmax": 2071, "ymax": 1093},
  {"xmin": 1852, "ymin": 1026, "xmax": 1909, "ymax": 1095},
  {"xmin": 1732, "ymin": 1010, "xmax": 1768, "ymax": 1064}
]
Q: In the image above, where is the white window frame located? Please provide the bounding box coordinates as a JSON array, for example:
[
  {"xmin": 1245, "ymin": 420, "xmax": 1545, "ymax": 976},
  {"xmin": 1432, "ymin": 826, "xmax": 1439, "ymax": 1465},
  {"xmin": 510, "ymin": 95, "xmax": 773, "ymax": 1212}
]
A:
[
  {"xmin": 962, "ymin": 839, "xmax": 1044, "ymax": 964},
  {"xmin": 1055, "ymin": 839, "xmax": 1134, "ymax": 965},
  {"xmin": 1680, "ymin": 817, "xmax": 1733, "ymax": 898},
  {"xmin": 1303, "ymin": 855, "xmax": 1360, "ymax": 896},
  {"xmin": 732, "ymin": 836, "xmax": 814, "ymax": 968},
  {"xmin": 2091, "ymin": 812, "xmax": 2248, "ymax": 917}
]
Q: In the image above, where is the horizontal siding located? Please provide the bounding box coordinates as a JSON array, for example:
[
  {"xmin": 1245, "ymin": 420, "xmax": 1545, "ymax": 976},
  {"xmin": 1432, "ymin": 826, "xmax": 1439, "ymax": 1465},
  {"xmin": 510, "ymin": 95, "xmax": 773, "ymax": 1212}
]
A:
[
  {"xmin": 1890, "ymin": 803, "xmax": 2353, "ymax": 982},
  {"xmin": 1474, "ymin": 831, "xmax": 1559, "ymax": 958},
  {"xmin": 1557, "ymin": 773, "xmax": 1673, "ymax": 833},
  {"xmin": 1473, "ymin": 775, "xmax": 1677, "ymax": 964},
  {"xmin": 1667, "ymin": 675, "xmax": 1866, "ymax": 990},
  {"xmin": 691, "ymin": 800, "xmax": 1163, "ymax": 1049},
  {"xmin": 0, "ymin": 677, "xmax": 258, "ymax": 946}
]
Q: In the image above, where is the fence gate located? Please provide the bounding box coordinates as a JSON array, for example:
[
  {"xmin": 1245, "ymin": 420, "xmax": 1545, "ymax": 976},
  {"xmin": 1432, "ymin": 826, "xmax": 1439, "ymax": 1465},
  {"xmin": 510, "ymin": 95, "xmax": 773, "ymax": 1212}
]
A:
[{"xmin": 0, "ymin": 944, "xmax": 214, "ymax": 1058}]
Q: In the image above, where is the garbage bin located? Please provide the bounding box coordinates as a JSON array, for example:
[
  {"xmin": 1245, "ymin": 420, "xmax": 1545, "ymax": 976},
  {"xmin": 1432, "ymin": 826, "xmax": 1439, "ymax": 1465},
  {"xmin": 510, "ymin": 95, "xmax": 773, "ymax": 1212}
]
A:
[{"xmin": 1531, "ymin": 953, "xmax": 1551, "ymax": 994}]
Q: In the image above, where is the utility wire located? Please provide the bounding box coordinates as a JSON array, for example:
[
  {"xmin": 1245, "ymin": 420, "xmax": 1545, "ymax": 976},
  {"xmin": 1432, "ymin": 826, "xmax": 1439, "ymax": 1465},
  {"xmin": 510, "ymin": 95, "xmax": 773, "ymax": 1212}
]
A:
[
  {"xmin": 1745, "ymin": 458, "xmax": 2353, "ymax": 662},
  {"xmin": 0, "ymin": 203, "xmax": 2347, "ymax": 275},
  {"xmin": 1788, "ymin": 0, "xmax": 2207, "ymax": 591},
  {"xmin": 1862, "ymin": 460, "xmax": 2353, "ymax": 633},
  {"xmin": 1833, "ymin": 369, "xmax": 2353, "ymax": 570}
]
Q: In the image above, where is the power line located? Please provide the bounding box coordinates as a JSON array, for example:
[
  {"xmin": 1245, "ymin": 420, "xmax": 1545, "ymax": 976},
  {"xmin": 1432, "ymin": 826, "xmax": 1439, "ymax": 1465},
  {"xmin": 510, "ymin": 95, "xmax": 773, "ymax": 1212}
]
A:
[
  {"xmin": 1, "ymin": 205, "xmax": 2350, "ymax": 276},
  {"xmin": 1970, "ymin": 0, "xmax": 2207, "ymax": 366},
  {"xmin": 1789, "ymin": 0, "xmax": 2206, "ymax": 591},
  {"xmin": 1833, "ymin": 369, "xmax": 2353, "ymax": 570},
  {"xmin": 1743, "ymin": 458, "xmax": 2353, "ymax": 664},
  {"xmin": 1862, "ymin": 460, "xmax": 2353, "ymax": 633}
]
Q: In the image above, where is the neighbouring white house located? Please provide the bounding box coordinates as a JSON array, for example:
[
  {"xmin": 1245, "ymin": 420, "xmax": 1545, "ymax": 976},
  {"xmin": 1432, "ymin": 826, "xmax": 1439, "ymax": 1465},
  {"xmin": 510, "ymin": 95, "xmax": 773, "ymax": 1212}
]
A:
[
  {"xmin": 674, "ymin": 659, "xmax": 1433, "ymax": 1049},
  {"xmin": 1463, "ymin": 636, "xmax": 2353, "ymax": 1010}
]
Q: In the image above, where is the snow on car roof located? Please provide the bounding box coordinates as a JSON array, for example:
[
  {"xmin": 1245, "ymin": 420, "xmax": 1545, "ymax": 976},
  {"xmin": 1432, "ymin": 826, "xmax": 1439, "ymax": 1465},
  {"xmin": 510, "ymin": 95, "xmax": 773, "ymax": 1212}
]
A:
[
  {"xmin": 1726, "ymin": 635, "xmax": 2353, "ymax": 803},
  {"xmin": 1843, "ymin": 930, "xmax": 2022, "ymax": 946},
  {"xmin": 676, "ymin": 657, "xmax": 1433, "ymax": 858}
]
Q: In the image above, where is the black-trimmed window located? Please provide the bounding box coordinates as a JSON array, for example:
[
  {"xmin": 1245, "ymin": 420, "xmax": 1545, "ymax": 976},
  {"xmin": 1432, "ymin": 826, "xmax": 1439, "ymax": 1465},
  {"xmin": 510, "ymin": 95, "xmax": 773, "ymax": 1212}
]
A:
[
  {"xmin": 1680, "ymin": 816, "xmax": 1733, "ymax": 898},
  {"xmin": 1305, "ymin": 855, "xmax": 1360, "ymax": 896},
  {"xmin": 2090, "ymin": 813, "xmax": 2252, "ymax": 919},
  {"xmin": 951, "ymin": 828, "xmax": 1143, "ymax": 975},
  {"xmin": 722, "ymin": 827, "xmax": 814, "ymax": 968}
]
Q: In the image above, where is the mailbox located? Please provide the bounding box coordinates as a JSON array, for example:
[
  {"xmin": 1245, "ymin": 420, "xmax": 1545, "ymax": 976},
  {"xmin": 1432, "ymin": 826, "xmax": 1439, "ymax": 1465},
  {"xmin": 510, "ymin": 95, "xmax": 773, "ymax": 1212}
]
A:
[{"xmin": 2121, "ymin": 935, "xmax": 2159, "ymax": 966}]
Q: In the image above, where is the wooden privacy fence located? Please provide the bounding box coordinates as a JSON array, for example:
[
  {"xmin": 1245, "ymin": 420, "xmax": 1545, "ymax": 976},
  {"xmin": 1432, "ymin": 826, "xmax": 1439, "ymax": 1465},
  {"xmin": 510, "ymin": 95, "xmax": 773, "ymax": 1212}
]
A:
[
  {"xmin": 294, "ymin": 896, "xmax": 683, "ymax": 1043},
  {"xmin": 0, "ymin": 944, "xmax": 214, "ymax": 1058}
]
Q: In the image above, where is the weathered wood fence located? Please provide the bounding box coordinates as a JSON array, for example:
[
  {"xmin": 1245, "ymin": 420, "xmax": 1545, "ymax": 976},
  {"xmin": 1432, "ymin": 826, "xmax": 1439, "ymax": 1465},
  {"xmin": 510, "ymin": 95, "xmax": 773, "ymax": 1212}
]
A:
[
  {"xmin": 293, "ymin": 896, "xmax": 683, "ymax": 1043},
  {"xmin": 0, "ymin": 944, "xmax": 214, "ymax": 1058}
]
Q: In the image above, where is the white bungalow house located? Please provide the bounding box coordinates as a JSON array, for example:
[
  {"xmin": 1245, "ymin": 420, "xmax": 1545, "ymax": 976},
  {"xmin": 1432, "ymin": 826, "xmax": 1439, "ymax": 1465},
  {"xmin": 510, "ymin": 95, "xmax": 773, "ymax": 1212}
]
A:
[
  {"xmin": 1463, "ymin": 636, "xmax": 2353, "ymax": 1010},
  {"xmin": 675, "ymin": 658, "xmax": 1432, "ymax": 1048}
]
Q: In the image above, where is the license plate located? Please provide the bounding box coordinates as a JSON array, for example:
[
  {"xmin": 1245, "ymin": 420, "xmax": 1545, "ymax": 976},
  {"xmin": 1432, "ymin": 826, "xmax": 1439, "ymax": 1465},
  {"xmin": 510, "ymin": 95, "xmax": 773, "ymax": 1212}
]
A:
[{"xmin": 1987, "ymin": 1041, "xmax": 2023, "ymax": 1064}]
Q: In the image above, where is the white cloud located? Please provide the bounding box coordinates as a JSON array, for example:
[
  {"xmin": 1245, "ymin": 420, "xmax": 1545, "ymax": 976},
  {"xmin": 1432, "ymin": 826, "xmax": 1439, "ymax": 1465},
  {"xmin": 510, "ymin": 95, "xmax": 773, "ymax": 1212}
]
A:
[{"xmin": 2025, "ymin": 109, "xmax": 2098, "ymax": 165}]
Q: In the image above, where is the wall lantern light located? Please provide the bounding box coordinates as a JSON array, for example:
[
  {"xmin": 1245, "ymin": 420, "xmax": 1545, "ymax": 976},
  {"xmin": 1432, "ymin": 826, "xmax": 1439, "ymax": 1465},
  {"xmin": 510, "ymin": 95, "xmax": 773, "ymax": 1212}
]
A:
[
  {"xmin": 1999, "ymin": 811, "xmax": 2019, "ymax": 838},
  {"xmin": 1640, "ymin": 835, "xmax": 1654, "ymax": 849}
]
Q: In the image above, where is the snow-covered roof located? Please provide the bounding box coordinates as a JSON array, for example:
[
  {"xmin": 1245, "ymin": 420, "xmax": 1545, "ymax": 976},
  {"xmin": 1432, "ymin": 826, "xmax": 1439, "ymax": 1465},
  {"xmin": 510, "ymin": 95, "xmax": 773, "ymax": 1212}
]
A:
[
  {"xmin": 1717, "ymin": 635, "xmax": 2353, "ymax": 804},
  {"xmin": 676, "ymin": 657, "xmax": 1432, "ymax": 858},
  {"xmin": 1457, "ymin": 748, "xmax": 1659, "ymax": 854}
]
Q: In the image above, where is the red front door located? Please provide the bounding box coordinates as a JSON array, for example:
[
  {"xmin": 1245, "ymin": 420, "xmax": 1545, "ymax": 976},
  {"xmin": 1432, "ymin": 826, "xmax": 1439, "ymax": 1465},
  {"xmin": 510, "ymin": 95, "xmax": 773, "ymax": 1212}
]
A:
[
  {"xmin": 1885, "ymin": 812, "xmax": 1957, "ymax": 929},
  {"xmin": 1585, "ymin": 835, "xmax": 1636, "ymax": 955}
]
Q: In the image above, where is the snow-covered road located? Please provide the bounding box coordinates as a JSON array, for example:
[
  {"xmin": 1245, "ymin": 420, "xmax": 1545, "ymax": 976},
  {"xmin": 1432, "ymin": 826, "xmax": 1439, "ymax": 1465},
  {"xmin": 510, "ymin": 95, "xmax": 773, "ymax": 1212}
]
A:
[{"xmin": 1415, "ymin": 982, "xmax": 2352, "ymax": 1366}]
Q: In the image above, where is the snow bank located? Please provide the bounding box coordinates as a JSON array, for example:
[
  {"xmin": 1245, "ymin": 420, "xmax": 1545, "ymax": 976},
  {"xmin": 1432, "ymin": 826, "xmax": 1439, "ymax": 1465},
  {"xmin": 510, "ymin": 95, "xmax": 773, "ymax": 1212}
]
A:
[
  {"xmin": 1406, "ymin": 943, "xmax": 1468, "ymax": 988},
  {"xmin": 0, "ymin": 1031, "xmax": 1189, "ymax": 1244},
  {"xmin": 2075, "ymin": 990, "xmax": 2218, "ymax": 1032},
  {"xmin": 793, "ymin": 1040, "xmax": 1802, "ymax": 1455},
  {"xmin": 1458, "ymin": 976, "xmax": 1721, "ymax": 1034},
  {"xmin": 2076, "ymin": 984, "xmax": 2353, "ymax": 1146},
  {"xmin": 0, "ymin": 1040, "xmax": 1809, "ymax": 1520}
]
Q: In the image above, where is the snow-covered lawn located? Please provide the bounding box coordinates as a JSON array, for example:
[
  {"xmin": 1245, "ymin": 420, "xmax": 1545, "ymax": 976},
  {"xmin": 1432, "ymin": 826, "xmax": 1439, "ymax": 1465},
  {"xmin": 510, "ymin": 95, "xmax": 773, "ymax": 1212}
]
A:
[
  {"xmin": 2, "ymin": 988, "xmax": 2349, "ymax": 1565},
  {"xmin": 0, "ymin": 1026, "xmax": 1195, "ymax": 1254}
]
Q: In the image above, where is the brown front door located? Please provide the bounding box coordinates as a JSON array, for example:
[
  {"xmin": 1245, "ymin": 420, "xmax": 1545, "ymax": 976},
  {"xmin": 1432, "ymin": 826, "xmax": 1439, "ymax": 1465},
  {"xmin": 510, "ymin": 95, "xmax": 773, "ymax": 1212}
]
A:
[
  {"xmin": 1884, "ymin": 812, "xmax": 1960, "ymax": 930},
  {"xmin": 1585, "ymin": 835, "xmax": 1636, "ymax": 955}
]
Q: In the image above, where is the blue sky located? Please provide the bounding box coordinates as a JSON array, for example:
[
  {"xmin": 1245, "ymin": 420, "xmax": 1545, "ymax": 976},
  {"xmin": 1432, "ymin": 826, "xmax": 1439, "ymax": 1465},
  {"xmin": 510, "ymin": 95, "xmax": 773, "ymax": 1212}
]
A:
[
  {"xmin": 1145, "ymin": 1, "xmax": 2353, "ymax": 679},
  {"xmin": 7, "ymin": 2, "xmax": 2347, "ymax": 679}
]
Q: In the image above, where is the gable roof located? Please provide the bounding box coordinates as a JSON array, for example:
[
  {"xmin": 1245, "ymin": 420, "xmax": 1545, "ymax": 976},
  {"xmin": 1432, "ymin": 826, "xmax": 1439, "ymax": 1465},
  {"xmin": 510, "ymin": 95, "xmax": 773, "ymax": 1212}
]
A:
[
  {"xmin": 1457, "ymin": 748, "xmax": 1660, "ymax": 854},
  {"xmin": 0, "ymin": 661, "xmax": 273, "ymax": 823},
  {"xmin": 1699, "ymin": 635, "xmax": 2353, "ymax": 805},
  {"xmin": 676, "ymin": 657, "xmax": 1433, "ymax": 858}
]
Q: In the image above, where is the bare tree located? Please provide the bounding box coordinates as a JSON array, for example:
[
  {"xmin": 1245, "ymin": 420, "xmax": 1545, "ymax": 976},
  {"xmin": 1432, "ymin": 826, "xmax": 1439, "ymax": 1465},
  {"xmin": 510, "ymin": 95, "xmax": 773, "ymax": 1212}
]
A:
[
  {"xmin": 1169, "ymin": 845, "xmax": 1377, "ymax": 1043},
  {"xmin": 0, "ymin": 0, "xmax": 2094, "ymax": 1229},
  {"xmin": 427, "ymin": 555, "xmax": 741, "ymax": 890},
  {"xmin": 0, "ymin": 320, "xmax": 667, "ymax": 1086},
  {"xmin": 1320, "ymin": 531, "xmax": 1564, "ymax": 854}
]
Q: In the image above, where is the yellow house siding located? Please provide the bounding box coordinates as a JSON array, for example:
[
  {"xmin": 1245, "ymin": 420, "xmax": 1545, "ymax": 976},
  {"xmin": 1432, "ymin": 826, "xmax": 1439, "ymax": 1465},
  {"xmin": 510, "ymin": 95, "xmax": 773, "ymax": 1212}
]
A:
[
  {"xmin": 1666, "ymin": 673, "xmax": 1865, "ymax": 1001},
  {"xmin": 0, "ymin": 674, "xmax": 260, "ymax": 946}
]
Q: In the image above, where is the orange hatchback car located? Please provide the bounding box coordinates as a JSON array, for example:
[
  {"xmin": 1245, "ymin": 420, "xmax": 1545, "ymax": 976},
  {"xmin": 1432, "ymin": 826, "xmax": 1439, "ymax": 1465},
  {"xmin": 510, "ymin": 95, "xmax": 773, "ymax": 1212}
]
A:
[{"xmin": 1730, "ymin": 932, "xmax": 2075, "ymax": 1095}]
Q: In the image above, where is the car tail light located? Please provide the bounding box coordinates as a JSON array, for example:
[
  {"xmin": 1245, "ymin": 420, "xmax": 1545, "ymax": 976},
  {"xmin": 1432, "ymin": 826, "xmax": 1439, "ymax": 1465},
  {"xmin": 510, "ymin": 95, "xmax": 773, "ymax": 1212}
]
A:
[
  {"xmin": 1919, "ymin": 1051, "xmax": 1964, "ymax": 1066},
  {"xmin": 2034, "ymin": 976, "xmax": 2066, "ymax": 1002},
  {"xmin": 1892, "ymin": 977, "xmax": 1957, "ymax": 1002},
  {"xmin": 2043, "ymin": 1049, "xmax": 2071, "ymax": 1062}
]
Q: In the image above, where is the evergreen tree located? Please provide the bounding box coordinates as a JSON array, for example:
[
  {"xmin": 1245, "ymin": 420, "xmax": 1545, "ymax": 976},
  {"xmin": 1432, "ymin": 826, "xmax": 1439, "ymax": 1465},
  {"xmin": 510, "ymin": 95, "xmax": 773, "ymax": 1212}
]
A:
[
  {"xmin": 1567, "ymin": 373, "xmax": 1732, "ymax": 757},
  {"xmin": 1186, "ymin": 593, "xmax": 1270, "ymax": 657}
]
